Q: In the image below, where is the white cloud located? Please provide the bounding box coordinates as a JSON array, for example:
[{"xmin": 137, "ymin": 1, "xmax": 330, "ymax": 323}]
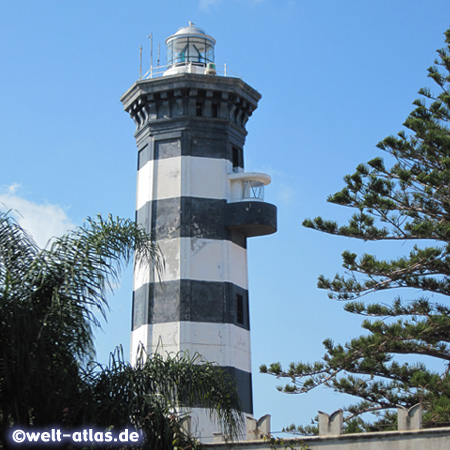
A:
[
  {"xmin": 198, "ymin": 0, "xmax": 221, "ymax": 10},
  {"xmin": 0, "ymin": 185, "xmax": 75, "ymax": 248},
  {"xmin": 278, "ymin": 184, "xmax": 295, "ymax": 204},
  {"xmin": 198, "ymin": 0, "xmax": 264, "ymax": 9},
  {"xmin": 7, "ymin": 183, "xmax": 21, "ymax": 194}
]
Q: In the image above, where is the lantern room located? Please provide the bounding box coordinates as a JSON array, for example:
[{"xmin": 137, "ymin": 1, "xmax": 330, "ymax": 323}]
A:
[{"xmin": 164, "ymin": 22, "xmax": 216, "ymax": 75}]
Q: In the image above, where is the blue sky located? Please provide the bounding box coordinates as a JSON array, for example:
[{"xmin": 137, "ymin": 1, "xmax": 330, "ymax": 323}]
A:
[{"xmin": 1, "ymin": 0, "xmax": 450, "ymax": 436}]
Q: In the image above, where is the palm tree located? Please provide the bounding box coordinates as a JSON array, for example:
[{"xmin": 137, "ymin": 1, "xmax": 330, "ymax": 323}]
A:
[
  {"xmin": 0, "ymin": 213, "xmax": 241, "ymax": 449},
  {"xmin": 79, "ymin": 347, "xmax": 241, "ymax": 449}
]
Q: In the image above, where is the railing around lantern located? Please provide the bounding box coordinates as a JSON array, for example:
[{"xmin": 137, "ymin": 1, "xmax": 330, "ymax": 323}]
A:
[{"xmin": 141, "ymin": 62, "xmax": 241, "ymax": 80}]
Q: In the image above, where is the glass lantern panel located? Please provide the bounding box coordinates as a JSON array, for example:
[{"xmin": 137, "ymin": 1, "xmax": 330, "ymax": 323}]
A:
[
  {"xmin": 173, "ymin": 39, "xmax": 188, "ymax": 64},
  {"xmin": 187, "ymin": 42, "xmax": 202, "ymax": 63},
  {"xmin": 205, "ymin": 42, "xmax": 214, "ymax": 63},
  {"xmin": 243, "ymin": 180, "xmax": 264, "ymax": 200},
  {"xmin": 168, "ymin": 36, "xmax": 215, "ymax": 66},
  {"xmin": 188, "ymin": 37, "xmax": 207, "ymax": 63}
]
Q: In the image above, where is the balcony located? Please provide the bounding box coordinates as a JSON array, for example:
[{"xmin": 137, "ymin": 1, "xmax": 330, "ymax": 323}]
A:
[{"xmin": 226, "ymin": 172, "xmax": 277, "ymax": 238}]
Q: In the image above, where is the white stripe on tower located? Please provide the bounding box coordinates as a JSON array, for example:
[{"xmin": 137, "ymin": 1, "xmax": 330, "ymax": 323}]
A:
[
  {"xmin": 136, "ymin": 156, "xmax": 228, "ymax": 206},
  {"xmin": 133, "ymin": 238, "xmax": 248, "ymax": 289}
]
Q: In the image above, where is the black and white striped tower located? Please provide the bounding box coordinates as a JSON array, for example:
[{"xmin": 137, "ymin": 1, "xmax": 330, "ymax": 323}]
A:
[{"xmin": 121, "ymin": 23, "xmax": 277, "ymax": 440}]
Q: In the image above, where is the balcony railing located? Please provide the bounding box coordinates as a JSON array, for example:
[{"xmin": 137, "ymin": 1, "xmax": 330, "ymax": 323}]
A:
[{"xmin": 141, "ymin": 62, "xmax": 241, "ymax": 80}]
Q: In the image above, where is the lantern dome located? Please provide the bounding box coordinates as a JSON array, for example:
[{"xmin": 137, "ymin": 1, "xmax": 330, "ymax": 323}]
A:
[{"xmin": 164, "ymin": 22, "xmax": 216, "ymax": 76}]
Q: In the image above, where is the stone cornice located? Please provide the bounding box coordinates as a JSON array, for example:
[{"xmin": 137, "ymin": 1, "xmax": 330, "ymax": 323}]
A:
[{"xmin": 121, "ymin": 73, "xmax": 261, "ymax": 134}]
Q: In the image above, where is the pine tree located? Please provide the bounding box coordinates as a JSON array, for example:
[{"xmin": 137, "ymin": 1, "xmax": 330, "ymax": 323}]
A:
[{"xmin": 261, "ymin": 28, "xmax": 450, "ymax": 433}]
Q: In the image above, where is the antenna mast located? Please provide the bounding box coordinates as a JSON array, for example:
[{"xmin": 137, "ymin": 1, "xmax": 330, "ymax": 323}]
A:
[
  {"xmin": 139, "ymin": 45, "xmax": 143, "ymax": 79},
  {"xmin": 147, "ymin": 34, "xmax": 153, "ymax": 78}
]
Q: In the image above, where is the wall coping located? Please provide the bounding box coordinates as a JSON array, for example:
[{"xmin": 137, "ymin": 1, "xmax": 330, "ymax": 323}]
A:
[{"xmin": 207, "ymin": 426, "xmax": 450, "ymax": 448}]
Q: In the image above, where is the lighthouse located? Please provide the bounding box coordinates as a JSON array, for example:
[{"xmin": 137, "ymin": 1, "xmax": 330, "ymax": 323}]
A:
[{"xmin": 121, "ymin": 23, "xmax": 277, "ymax": 439}]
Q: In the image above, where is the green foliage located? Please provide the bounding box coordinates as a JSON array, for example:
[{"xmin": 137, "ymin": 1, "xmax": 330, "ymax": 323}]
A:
[
  {"xmin": 76, "ymin": 347, "xmax": 242, "ymax": 449},
  {"xmin": 0, "ymin": 213, "xmax": 241, "ymax": 449},
  {"xmin": 262, "ymin": 27, "xmax": 450, "ymax": 433},
  {"xmin": 262, "ymin": 433, "xmax": 310, "ymax": 449}
]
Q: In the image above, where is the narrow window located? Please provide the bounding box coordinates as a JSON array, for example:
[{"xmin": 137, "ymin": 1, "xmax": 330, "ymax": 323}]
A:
[
  {"xmin": 196, "ymin": 102, "xmax": 203, "ymax": 117},
  {"xmin": 232, "ymin": 146, "xmax": 243, "ymax": 172},
  {"xmin": 232, "ymin": 147, "xmax": 239, "ymax": 168},
  {"xmin": 237, "ymin": 294, "xmax": 244, "ymax": 325},
  {"xmin": 211, "ymin": 103, "xmax": 218, "ymax": 118}
]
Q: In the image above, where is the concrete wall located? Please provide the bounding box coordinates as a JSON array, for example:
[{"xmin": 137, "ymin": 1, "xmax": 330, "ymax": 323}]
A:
[{"xmin": 208, "ymin": 428, "xmax": 450, "ymax": 450}]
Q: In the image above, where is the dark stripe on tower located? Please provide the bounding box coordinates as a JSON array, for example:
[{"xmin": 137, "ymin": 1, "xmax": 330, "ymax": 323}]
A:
[
  {"xmin": 225, "ymin": 367, "xmax": 253, "ymax": 414},
  {"xmin": 186, "ymin": 366, "xmax": 252, "ymax": 415},
  {"xmin": 137, "ymin": 135, "xmax": 244, "ymax": 168},
  {"xmin": 132, "ymin": 280, "xmax": 250, "ymax": 331},
  {"xmin": 136, "ymin": 197, "xmax": 247, "ymax": 248}
]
